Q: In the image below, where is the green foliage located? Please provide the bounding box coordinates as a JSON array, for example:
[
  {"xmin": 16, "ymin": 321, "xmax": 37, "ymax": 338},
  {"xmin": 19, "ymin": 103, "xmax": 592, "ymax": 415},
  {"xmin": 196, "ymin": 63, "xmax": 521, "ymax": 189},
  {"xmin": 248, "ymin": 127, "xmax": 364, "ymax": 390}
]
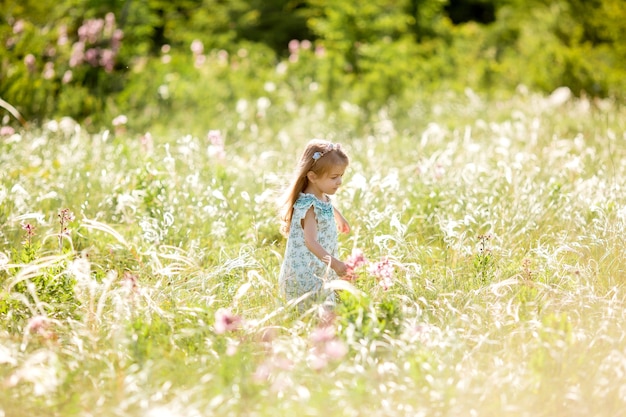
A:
[
  {"xmin": 336, "ymin": 291, "xmax": 403, "ymax": 342},
  {"xmin": 128, "ymin": 312, "xmax": 172, "ymax": 364},
  {"xmin": 2, "ymin": 0, "xmax": 625, "ymax": 131},
  {"xmin": 1, "ymin": 88, "xmax": 626, "ymax": 416},
  {"xmin": 473, "ymin": 234, "xmax": 495, "ymax": 284},
  {"xmin": 1, "ymin": 258, "xmax": 78, "ymax": 323},
  {"xmin": 0, "ymin": 2, "xmax": 127, "ymax": 125}
]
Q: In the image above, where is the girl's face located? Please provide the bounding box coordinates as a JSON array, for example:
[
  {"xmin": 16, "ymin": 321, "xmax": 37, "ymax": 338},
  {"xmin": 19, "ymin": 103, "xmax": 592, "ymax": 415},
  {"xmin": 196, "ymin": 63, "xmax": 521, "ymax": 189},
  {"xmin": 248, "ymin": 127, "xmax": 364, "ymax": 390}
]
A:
[{"xmin": 309, "ymin": 165, "xmax": 346, "ymax": 197}]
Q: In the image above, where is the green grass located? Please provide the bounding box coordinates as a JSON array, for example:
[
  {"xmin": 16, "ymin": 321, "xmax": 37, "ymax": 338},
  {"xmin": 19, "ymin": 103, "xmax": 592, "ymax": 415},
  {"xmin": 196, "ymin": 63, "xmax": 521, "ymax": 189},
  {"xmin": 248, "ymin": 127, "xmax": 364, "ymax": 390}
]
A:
[{"xmin": 1, "ymin": 90, "xmax": 626, "ymax": 416}]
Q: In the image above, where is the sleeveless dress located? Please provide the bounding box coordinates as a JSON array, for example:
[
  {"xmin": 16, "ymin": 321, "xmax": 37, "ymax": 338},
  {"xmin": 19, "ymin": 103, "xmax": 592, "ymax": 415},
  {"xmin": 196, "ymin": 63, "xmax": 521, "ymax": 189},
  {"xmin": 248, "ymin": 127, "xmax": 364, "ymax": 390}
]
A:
[{"xmin": 279, "ymin": 193, "xmax": 338, "ymax": 306}]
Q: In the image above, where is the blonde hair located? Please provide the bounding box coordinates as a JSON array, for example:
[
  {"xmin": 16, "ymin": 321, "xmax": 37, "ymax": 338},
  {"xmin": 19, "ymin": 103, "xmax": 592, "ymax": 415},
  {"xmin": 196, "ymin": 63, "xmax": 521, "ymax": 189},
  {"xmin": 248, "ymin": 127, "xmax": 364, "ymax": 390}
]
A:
[{"xmin": 279, "ymin": 139, "xmax": 349, "ymax": 236}]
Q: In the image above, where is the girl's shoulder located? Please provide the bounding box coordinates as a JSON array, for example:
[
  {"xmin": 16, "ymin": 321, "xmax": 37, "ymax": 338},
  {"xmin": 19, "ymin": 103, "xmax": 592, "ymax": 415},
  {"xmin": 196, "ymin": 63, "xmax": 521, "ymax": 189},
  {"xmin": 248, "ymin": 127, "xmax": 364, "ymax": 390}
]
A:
[{"xmin": 295, "ymin": 193, "xmax": 332, "ymax": 209}]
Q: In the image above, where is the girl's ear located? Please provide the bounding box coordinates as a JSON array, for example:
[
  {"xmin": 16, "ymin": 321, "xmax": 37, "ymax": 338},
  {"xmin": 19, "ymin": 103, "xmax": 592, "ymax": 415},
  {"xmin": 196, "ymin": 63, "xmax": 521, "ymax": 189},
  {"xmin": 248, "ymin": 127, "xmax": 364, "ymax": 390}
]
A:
[{"xmin": 306, "ymin": 171, "xmax": 317, "ymax": 182}]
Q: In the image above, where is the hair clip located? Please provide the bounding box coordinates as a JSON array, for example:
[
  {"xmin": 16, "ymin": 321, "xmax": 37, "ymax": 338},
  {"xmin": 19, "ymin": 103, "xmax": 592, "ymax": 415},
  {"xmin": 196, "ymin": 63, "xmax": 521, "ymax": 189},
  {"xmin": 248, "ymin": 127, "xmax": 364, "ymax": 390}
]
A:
[{"xmin": 312, "ymin": 142, "xmax": 337, "ymax": 161}]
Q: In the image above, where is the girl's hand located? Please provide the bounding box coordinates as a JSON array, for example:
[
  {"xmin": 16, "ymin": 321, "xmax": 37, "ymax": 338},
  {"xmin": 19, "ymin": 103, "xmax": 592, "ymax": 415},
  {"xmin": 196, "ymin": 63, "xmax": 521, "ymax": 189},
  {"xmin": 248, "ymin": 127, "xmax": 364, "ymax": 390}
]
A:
[
  {"xmin": 337, "ymin": 218, "xmax": 350, "ymax": 234},
  {"xmin": 334, "ymin": 207, "xmax": 351, "ymax": 234},
  {"xmin": 332, "ymin": 259, "xmax": 348, "ymax": 277}
]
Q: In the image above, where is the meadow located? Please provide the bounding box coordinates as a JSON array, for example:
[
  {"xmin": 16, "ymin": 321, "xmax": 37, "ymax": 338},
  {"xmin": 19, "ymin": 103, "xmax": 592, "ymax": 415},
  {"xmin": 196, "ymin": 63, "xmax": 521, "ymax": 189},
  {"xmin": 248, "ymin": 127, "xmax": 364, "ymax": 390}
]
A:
[{"xmin": 1, "ymin": 87, "xmax": 626, "ymax": 416}]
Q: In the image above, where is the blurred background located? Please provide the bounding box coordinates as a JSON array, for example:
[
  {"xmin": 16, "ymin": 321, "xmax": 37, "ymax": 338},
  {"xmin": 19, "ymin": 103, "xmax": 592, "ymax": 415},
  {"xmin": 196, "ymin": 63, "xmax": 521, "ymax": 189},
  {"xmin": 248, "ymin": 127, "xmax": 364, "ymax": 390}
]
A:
[{"xmin": 1, "ymin": 0, "xmax": 624, "ymax": 134}]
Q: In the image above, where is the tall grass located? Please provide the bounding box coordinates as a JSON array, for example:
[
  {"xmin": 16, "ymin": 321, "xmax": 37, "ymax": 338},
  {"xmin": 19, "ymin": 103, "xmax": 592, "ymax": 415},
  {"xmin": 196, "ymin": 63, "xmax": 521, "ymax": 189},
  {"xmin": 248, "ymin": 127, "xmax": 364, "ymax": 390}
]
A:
[{"xmin": 1, "ymin": 89, "xmax": 626, "ymax": 416}]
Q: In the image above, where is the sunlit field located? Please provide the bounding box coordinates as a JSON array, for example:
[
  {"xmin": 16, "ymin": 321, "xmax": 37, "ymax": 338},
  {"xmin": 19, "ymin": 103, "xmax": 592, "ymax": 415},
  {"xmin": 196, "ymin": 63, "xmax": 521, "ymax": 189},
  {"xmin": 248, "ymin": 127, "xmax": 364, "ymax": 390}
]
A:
[{"xmin": 1, "ymin": 89, "xmax": 626, "ymax": 417}]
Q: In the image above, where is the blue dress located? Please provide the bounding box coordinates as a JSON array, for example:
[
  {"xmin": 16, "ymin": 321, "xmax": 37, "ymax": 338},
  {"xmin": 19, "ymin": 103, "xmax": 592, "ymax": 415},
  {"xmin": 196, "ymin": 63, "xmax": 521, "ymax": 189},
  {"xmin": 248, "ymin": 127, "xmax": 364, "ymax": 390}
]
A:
[{"xmin": 279, "ymin": 193, "xmax": 338, "ymax": 306}]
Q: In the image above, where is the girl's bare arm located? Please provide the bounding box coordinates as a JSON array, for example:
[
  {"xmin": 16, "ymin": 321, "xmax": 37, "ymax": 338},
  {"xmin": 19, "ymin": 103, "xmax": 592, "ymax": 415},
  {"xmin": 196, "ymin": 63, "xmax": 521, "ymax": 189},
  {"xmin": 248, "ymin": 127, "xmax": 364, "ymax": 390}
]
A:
[{"xmin": 302, "ymin": 206, "xmax": 348, "ymax": 276}]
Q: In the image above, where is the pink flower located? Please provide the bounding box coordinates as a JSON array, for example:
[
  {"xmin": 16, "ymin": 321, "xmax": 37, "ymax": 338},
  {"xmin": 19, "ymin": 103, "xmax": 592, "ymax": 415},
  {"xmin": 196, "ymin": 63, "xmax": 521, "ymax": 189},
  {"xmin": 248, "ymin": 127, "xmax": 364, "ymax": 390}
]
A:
[
  {"xmin": 190, "ymin": 39, "xmax": 204, "ymax": 55},
  {"xmin": 104, "ymin": 12, "xmax": 116, "ymax": 36},
  {"xmin": 208, "ymin": 130, "xmax": 223, "ymax": 146},
  {"xmin": 70, "ymin": 42, "xmax": 85, "ymax": 67},
  {"xmin": 344, "ymin": 248, "xmax": 368, "ymax": 280},
  {"xmin": 140, "ymin": 132, "xmax": 154, "ymax": 153},
  {"xmin": 208, "ymin": 130, "xmax": 225, "ymax": 159},
  {"xmin": 13, "ymin": 20, "xmax": 24, "ymax": 35},
  {"xmin": 111, "ymin": 29, "xmax": 124, "ymax": 51},
  {"xmin": 214, "ymin": 308, "xmax": 242, "ymax": 334},
  {"xmin": 62, "ymin": 70, "xmax": 73, "ymax": 84},
  {"xmin": 43, "ymin": 62, "xmax": 55, "ymax": 80},
  {"xmin": 26, "ymin": 315, "xmax": 56, "ymax": 340},
  {"xmin": 288, "ymin": 39, "xmax": 300, "ymax": 54},
  {"xmin": 122, "ymin": 271, "xmax": 139, "ymax": 293},
  {"xmin": 112, "ymin": 114, "xmax": 127, "ymax": 126},
  {"xmin": 58, "ymin": 208, "xmax": 75, "ymax": 225},
  {"xmin": 310, "ymin": 325, "xmax": 335, "ymax": 344},
  {"xmin": 0, "ymin": 126, "xmax": 15, "ymax": 136},
  {"xmin": 21, "ymin": 222, "xmax": 36, "ymax": 237},
  {"xmin": 368, "ymin": 257, "xmax": 394, "ymax": 290},
  {"xmin": 100, "ymin": 48, "xmax": 115, "ymax": 72},
  {"xmin": 27, "ymin": 315, "xmax": 47, "ymax": 333},
  {"xmin": 346, "ymin": 248, "xmax": 367, "ymax": 270},
  {"xmin": 58, "ymin": 24, "xmax": 68, "ymax": 46},
  {"xmin": 309, "ymin": 324, "xmax": 348, "ymax": 370},
  {"xmin": 324, "ymin": 339, "xmax": 347, "ymax": 360},
  {"xmin": 24, "ymin": 54, "xmax": 36, "ymax": 72}
]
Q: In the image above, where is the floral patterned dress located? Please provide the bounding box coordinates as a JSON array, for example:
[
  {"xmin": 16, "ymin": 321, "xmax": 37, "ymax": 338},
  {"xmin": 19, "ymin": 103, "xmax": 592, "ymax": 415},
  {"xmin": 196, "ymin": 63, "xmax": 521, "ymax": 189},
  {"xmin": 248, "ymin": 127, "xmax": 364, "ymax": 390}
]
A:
[{"xmin": 279, "ymin": 193, "xmax": 338, "ymax": 306}]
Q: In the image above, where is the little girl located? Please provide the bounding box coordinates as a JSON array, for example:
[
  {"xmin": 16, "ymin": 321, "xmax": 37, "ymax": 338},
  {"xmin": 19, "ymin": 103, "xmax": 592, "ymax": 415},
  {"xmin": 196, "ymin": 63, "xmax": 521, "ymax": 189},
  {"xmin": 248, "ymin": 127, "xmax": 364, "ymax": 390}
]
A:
[{"xmin": 278, "ymin": 139, "xmax": 351, "ymax": 308}]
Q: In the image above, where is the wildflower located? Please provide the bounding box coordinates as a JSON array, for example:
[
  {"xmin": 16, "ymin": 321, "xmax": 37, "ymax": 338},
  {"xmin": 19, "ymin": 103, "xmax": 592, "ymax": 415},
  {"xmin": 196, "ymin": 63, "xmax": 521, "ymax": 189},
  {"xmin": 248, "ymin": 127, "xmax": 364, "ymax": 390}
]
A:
[
  {"xmin": 57, "ymin": 24, "xmax": 68, "ymax": 46},
  {"xmin": 42, "ymin": 62, "xmax": 55, "ymax": 80},
  {"xmin": 190, "ymin": 39, "xmax": 204, "ymax": 56},
  {"xmin": 26, "ymin": 315, "xmax": 56, "ymax": 340},
  {"xmin": 70, "ymin": 42, "xmax": 85, "ymax": 67},
  {"xmin": 22, "ymin": 222, "xmax": 36, "ymax": 246},
  {"xmin": 122, "ymin": 271, "xmax": 139, "ymax": 293},
  {"xmin": 111, "ymin": 29, "xmax": 123, "ymax": 51},
  {"xmin": 368, "ymin": 257, "xmax": 394, "ymax": 290},
  {"xmin": 140, "ymin": 132, "xmax": 154, "ymax": 153},
  {"xmin": 324, "ymin": 339, "xmax": 348, "ymax": 360},
  {"xmin": 288, "ymin": 39, "xmax": 300, "ymax": 54},
  {"xmin": 22, "ymin": 222, "xmax": 35, "ymax": 235},
  {"xmin": 309, "ymin": 354, "xmax": 328, "ymax": 371},
  {"xmin": 195, "ymin": 54, "xmax": 206, "ymax": 68},
  {"xmin": 309, "ymin": 323, "xmax": 348, "ymax": 370},
  {"xmin": 62, "ymin": 70, "xmax": 73, "ymax": 84},
  {"xmin": 58, "ymin": 208, "xmax": 75, "ymax": 251},
  {"xmin": 0, "ymin": 126, "xmax": 15, "ymax": 136},
  {"xmin": 58, "ymin": 208, "xmax": 75, "ymax": 230},
  {"xmin": 346, "ymin": 248, "xmax": 367, "ymax": 269},
  {"xmin": 215, "ymin": 49, "xmax": 229, "ymax": 67},
  {"xmin": 112, "ymin": 114, "xmax": 127, "ymax": 127},
  {"xmin": 24, "ymin": 54, "xmax": 36, "ymax": 72},
  {"xmin": 207, "ymin": 130, "xmax": 225, "ymax": 159},
  {"xmin": 214, "ymin": 308, "xmax": 242, "ymax": 334},
  {"xmin": 104, "ymin": 12, "xmax": 116, "ymax": 36},
  {"xmin": 310, "ymin": 325, "xmax": 335, "ymax": 344},
  {"xmin": 208, "ymin": 130, "xmax": 223, "ymax": 146},
  {"xmin": 100, "ymin": 48, "xmax": 115, "ymax": 72},
  {"xmin": 13, "ymin": 19, "xmax": 24, "ymax": 35},
  {"xmin": 344, "ymin": 248, "xmax": 368, "ymax": 280},
  {"xmin": 85, "ymin": 48, "xmax": 98, "ymax": 66}
]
